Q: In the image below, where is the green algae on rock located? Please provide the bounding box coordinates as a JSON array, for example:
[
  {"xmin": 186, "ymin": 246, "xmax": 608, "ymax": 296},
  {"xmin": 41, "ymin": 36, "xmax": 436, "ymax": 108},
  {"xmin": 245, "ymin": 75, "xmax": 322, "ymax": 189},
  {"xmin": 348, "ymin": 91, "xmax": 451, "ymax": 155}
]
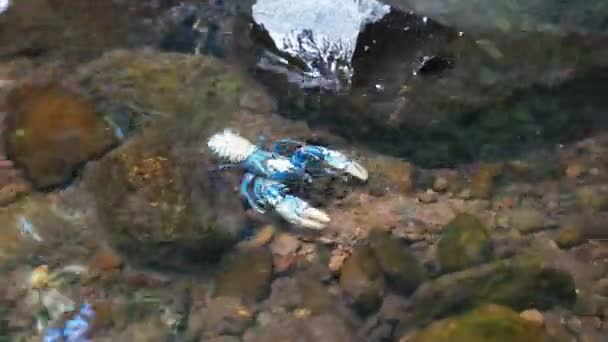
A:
[
  {"xmin": 436, "ymin": 213, "xmax": 492, "ymax": 273},
  {"xmin": 213, "ymin": 247, "xmax": 273, "ymax": 302},
  {"xmin": 368, "ymin": 229, "xmax": 427, "ymax": 295},
  {"xmin": 406, "ymin": 252, "xmax": 576, "ymax": 325},
  {"xmin": 339, "ymin": 244, "xmax": 386, "ymax": 315},
  {"xmin": 5, "ymin": 83, "xmax": 117, "ymax": 190},
  {"xmin": 509, "ymin": 208, "xmax": 551, "ymax": 233},
  {"xmin": 401, "ymin": 304, "xmax": 549, "ymax": 342},
  {"xmin": 72, "ymin": 50, "xmax": 271, "ymax": 135},
  {"xmin": 84, "ymin": 122, "xmax": 246, "ymax": 270}
]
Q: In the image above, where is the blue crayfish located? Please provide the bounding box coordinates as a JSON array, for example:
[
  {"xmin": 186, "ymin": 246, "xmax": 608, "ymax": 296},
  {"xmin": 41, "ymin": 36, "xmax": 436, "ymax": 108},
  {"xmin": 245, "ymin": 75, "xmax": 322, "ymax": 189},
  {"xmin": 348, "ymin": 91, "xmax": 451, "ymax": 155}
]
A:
[
  {"xmin": 207, "ymin": 129, "xmax": 368, "ymax": 229},
  {"xmin": 43, "ymin": 303, "xmax": 95, "ymax": 342}
]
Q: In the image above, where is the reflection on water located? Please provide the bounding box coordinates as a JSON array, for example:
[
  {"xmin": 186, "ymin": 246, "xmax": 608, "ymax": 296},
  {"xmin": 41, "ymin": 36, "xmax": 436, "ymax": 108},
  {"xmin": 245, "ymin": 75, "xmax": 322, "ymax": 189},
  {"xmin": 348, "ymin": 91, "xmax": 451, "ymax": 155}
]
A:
[{"xmin": 1, "ymin": 0, "xmax": 608, "ymax": 341}]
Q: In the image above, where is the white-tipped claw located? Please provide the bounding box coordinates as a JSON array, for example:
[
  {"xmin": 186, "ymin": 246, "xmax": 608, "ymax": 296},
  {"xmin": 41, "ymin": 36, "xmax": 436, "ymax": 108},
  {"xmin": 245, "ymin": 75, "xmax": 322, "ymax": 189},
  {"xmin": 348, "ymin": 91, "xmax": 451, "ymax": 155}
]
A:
[
  {"xmin": 345, "ymin": 161, "xmax": 368, "ymax": 181},
  {"xmin": 274, "ymin": 195, "xmax": 331, "ymax": 230}
]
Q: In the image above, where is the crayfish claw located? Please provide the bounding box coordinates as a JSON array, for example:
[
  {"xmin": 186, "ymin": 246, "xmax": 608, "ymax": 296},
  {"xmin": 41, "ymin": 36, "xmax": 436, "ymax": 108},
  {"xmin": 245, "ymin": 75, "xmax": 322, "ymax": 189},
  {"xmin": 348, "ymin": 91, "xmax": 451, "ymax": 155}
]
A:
[{"xmin": 274, "ymin": 195, "xmax": 330, "ymax": 230}]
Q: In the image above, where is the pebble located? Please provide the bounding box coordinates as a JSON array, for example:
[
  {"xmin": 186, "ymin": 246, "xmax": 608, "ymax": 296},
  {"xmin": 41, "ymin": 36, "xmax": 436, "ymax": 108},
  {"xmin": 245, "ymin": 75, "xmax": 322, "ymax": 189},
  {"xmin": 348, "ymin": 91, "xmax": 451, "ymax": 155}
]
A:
[
  {"xmin": 519, "ymin": 309, "xmax": 544, "ymax": 325},
  {"xmin": 417, "ymin": 190, "xmax": 438, "ymax": 204},
  {"xmin": 270, "ymin": 233, "xmax": 301, "ymax": 256},
  {"xmin": 29, "ymin": 265, "xmax": 49, "ymax": 289},
  {"xmin": 509, "ymin": 208, "xmax": 550, "ymax": 233},
  {"xmin": 565, "ymin": 317, "xmax": 583, "ymax": 334},
  {"xmin": 565, "ymin": 162, "xmax": 585, "ymax": 178},
  {"xmin": 433, "ymin": 177, "xmax": 448, "ymax": 192}
]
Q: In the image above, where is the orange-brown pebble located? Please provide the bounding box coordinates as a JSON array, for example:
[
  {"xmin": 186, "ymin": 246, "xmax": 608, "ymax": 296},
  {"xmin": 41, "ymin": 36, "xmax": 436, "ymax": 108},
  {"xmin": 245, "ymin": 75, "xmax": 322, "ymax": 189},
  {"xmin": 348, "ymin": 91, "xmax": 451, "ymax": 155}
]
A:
[
  {"xmin": 565, "ymin": 162, "xmax": 585, "ymax": 178},
  {"xmin": 88, "ymin": 249, "xmax": 122, "ymax": 272}
]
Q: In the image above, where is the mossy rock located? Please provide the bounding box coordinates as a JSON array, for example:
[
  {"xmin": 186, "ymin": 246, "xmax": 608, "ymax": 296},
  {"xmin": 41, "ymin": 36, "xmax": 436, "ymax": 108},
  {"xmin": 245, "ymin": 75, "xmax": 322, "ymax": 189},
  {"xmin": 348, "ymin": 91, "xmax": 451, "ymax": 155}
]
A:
[
  {"xmin": 368, "ymin": 229, "xmax": 427, "ymax": 295},
  {"xmin": 408, "ymin": 252, "xmax": 576, "ymax": 324},
  {"xmin": 73, "ymin": 50, "xmax": 270, "ymax": 134},
  {"xmin": 339, "ymin": 244, "xmax": 386, "ymax": 315},
  {"xmin": 84, "ymin": 122, "xmax": 246, "ymax": 270},
  {"xmin": 403, "ymin": 304, "xmax": 549, "ymax": 342},
  {"xmin": 436, "ymin": 213, "xmax": 492, "ymax": 273}
]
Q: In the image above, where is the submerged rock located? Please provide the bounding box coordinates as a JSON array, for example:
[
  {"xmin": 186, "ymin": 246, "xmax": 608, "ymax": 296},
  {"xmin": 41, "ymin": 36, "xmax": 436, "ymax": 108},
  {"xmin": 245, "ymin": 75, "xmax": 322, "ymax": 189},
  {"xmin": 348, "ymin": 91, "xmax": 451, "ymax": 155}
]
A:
[
  {"xmin": 214, "ymin": 247, "xmax": 274, "ymax": 302},
  {"xmin": 84, "ymin": 122, "xmax": 246, "ymax": 270},
  {"xmin": 72, "ymin": 49, "xmax": 270, "ymax": 137},
  {"xmin": 436, "ymin": 213, "xmax": 492, "ymax": 273},
  {"xmin": 200, "ymin": 296, "xmax": 255, "ymax": 338},
  {"xmin": 405, "ymin": 252, "xmax": 576, "ymax": 325},
  {"xmin": 5, "ymin": 83, "xmax": 116, "ymax": 189},
  {"xmin": 339, "ymin": 244, "xmax": 386, "ymax": 315},
  {"xmin": 508, "ymin": 208, "xmax": 552, "ymax": 233},
  {"xmin": 243, "ymin": 314, "xmax": 358, "ymax": 342},
  {"xmin": 368, "ymin": 229, "xmax": 427, "ymax": 295},
  {"xmin": 382, "ymin": 0, "xmax": 608, "ymax": 35},
  {"xmin": 401, "ymin": 304, "xmax": 549, "ymax": 342}
]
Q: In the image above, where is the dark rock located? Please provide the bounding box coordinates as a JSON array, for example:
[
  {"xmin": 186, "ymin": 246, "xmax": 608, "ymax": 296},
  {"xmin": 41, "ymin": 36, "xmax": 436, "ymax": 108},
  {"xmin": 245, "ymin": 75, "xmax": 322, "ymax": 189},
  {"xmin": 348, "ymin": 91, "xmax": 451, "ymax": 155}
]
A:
[
  {"xmin": 339, "ymin": 244, "xmax": 386, "ymax": 315},
  {"xmin": 401, "ymin": 304, "xmax": 549, "ymax": 342},
  {"xmin": 5, "ymin": 83, "xmax": 117, "ymax": 189},
  {"xmin": 201, "ymin": 297, "xmax": 255, "ymax": 338},
  {"xmin": 381, "ymin": 0, "xmax": 608, "ymax": 35},
  {"xmin": 405, "ymin": 252, "xmax": 576, "ymax": 326},
  {"xmin": 243, "ymin": 314, "xmax": 359, "ymax": 342},
  {"xmin": 368, "ymin": 230, "xmax": 427, "ymax": 295},
  {"xmin": 214, "ymin": 248, "xmax": 273, "ymax": 303},
  {"xmin": 436, "ymin": 213, "xmax": 492, "ymax": 273},
  {"xmin": 84, "ymin": 122, "xmax": 246, "ymax": 270}
]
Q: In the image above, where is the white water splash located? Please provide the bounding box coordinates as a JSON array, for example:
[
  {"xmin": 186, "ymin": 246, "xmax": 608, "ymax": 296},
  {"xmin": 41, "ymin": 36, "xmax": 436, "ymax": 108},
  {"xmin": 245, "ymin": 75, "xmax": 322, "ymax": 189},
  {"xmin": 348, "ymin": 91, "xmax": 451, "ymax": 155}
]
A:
[
  {"xmin": 0, "ymin": 0, "xmax": 10, "ymax": 15},
  {"xmin": 252, "ymin": 0, "xmax": 390, "ymax": 91}
]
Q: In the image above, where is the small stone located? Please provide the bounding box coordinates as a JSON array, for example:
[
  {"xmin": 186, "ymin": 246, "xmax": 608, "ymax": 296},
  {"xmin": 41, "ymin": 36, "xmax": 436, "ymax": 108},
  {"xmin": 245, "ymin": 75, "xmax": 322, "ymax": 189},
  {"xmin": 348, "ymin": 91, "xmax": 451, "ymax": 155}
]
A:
[
  {"xmin": 565, "ymin": 317, "xmax": 582, "ymax": 334},
  {"xmin": 433, "ymin": 177, "xmax": 449, "ymax": 192},
  {"xmin": 329, "ymin": 249, "xmax": 349, "ymax": 273},
  {"xmin": 457, "ymin": 188, "xmax": 473, "ymax": 200},
  {"xmin": 417, "ymin": 190, "xmax": 438, "ymax": 204},
  {"xmin": 273, "ymin": 254, "xmax": 295, "ymax": 274},
  {"xmin": 88, "ymin": 249, "xmax": 122, "ymax": 272},
  {"xmin": 339, "ymin": 245, "xmax": 385, "ymax": 315},
  {"xmin": 29, "ymin": 265, "xmax": 49, "ymax": 289},
  {"xmin": 555, "ymin": 225, "xmax": 586, "ymax": 249},
  {"xmin": 509, "ymin": 208, "xmax": 550, "ymax": 233},
  {"xmin": 294, "ymin": 308, "xmax": 311, "ymax": 319},
  {"xmin": 368, "ymin": 229, "xmax": 427, "ymax": 295},
  {"xmin": 270, "ymin": 233, "xmax": 301, "ymax": 256},
  {"xmin": 470, "ymin": 163, "xmax": 503, "ymax": 199},
  {"xmin": 576, "ymin": 186, "xmax": 608, "ymax": 212},
  {"xmin": 589, "ymin": 168, "xmax": 601, "ymax": 176},
  {"xmin": 436, "ymin": 213, "xmax": 492, "ymax": 272},
  {"xmin": 565, "ymin": 162, "xmax": 585, "ymax": 178},
  {"xmin": 519, "ymin": 309, "xmax": 544, "ymax": 326},
  {"xmin": 240, "ymin": 225, "xmax": 275, "ymax": 249}
]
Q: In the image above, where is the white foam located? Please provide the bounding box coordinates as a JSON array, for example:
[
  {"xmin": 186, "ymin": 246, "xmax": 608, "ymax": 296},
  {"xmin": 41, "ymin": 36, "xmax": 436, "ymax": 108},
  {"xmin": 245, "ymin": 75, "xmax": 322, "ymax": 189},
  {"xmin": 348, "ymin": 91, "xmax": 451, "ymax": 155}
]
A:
[
  {"xmin": 0, "ymin": 0, "xmax": 11, "ymax": 15},
  {"xmin": 252, "ymin": 0, "xmax": 390, "ymax": 89}
]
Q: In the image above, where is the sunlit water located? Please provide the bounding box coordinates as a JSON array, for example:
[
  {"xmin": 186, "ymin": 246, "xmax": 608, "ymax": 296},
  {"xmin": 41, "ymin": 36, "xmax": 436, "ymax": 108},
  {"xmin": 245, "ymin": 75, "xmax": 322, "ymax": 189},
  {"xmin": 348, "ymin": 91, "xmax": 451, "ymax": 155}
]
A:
[{"xmin": 0, "ymin": 1, "xmax": 608, "ymax": 341}]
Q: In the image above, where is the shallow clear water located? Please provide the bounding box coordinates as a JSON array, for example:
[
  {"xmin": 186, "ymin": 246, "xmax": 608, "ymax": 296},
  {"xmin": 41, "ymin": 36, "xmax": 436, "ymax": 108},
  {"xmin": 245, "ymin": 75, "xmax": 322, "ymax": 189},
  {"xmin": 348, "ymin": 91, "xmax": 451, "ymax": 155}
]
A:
[{"xmin": 0, "ymin": 1, "xmax": 608, "ymax": 341}]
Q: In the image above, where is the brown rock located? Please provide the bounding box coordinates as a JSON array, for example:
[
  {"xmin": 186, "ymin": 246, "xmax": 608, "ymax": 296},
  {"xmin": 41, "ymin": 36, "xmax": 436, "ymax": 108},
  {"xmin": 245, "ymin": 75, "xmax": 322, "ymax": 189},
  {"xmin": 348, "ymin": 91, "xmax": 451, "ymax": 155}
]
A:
[
  {"xmin": 88, "ymin": 249, "xmax": 122, "ymax": 272},
  {"xmin": 565, "ymin": 162, "xmax": 585, "ymax": 178},
  {"xmin": 270, "ymin": 233, "xmax": 301, "ymax": 256},
  {"xmin": 366, "ymin": 156, "xmax": 415, "ymax": 194},
  {"xmin": 519, "ymin": 309, "xmax": 544, "ymax": 326},
  {"xmin": 5, "ymin": 83, "xmax": 116, "ymax": 189},
  {"xmin": 433, "ymin": 177, "xmax": 449, "ymax": 192},
  {"xmin": 470, "ymin": 163, "xmax": 503, "ymax": 199}
]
